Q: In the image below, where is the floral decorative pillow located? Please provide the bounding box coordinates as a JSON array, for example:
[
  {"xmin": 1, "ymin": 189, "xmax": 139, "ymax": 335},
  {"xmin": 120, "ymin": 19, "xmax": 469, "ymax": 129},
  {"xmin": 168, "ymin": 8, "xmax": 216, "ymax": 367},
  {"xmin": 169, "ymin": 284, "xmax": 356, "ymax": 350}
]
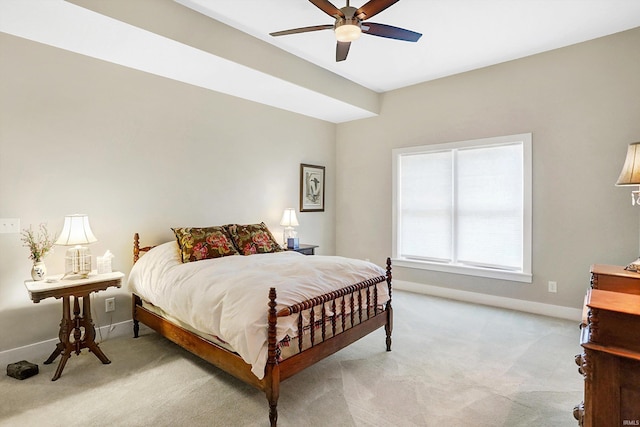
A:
[
  {"xmin": 172, "ymin": 226, "xmax": 239, "ymax": 263},
  {"xmin": 226, "ymin": 222, "xmax": 283, "ymax": 256}
]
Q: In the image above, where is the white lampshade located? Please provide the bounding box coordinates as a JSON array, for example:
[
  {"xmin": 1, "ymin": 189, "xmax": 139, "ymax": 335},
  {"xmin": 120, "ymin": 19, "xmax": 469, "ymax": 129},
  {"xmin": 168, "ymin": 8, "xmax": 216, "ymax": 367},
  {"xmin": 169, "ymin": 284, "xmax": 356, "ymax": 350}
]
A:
[
  {"xmin": 616, "ymin": 142, "xmax": 640, "ymax": 186},
  {"xmin": 55, "ymin": 214, "xmax": 97, "ymax": 278},
  {"xmin": 616, "ymin": 142, "xmax": 640, "ymax": 206},
  {"xmin": 55, "ymin": 214, "xmax": 98, "ymax": 246},
  {"xmin": 280, "ymin": 208, "xmax": 299, "ymax": 227}
]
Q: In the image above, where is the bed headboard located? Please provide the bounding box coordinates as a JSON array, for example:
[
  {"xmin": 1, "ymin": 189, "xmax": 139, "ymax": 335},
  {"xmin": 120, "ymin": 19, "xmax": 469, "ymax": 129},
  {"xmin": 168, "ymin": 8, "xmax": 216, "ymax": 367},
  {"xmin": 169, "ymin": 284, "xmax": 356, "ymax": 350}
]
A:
[{"xmin": 133, "ymin": 233, "xmax": 156, "ymax": 264}]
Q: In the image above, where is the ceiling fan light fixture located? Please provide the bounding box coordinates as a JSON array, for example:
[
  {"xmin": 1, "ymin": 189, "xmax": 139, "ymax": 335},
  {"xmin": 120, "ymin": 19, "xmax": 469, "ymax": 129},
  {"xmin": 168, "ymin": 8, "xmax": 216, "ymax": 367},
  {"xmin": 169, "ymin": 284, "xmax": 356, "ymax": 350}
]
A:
[{"xmin": 335, "ymin": 22, "xmax": 361, "ymax": 42}]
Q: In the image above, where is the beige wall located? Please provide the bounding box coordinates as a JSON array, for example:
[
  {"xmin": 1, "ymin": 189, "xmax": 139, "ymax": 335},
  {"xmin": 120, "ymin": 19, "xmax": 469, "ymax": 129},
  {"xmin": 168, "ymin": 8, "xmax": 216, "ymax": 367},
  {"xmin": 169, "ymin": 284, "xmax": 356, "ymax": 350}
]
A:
[
  {"xmin": 3, "ymin": 24, "xmax": 640, "ymax": 353},
  {"xmin": 336, "ymin": 27, "xmax": 640, "ymax": 309},
  {"xmin": 0, "ymin": 34, "xmax": 336, "ymax": 352}
]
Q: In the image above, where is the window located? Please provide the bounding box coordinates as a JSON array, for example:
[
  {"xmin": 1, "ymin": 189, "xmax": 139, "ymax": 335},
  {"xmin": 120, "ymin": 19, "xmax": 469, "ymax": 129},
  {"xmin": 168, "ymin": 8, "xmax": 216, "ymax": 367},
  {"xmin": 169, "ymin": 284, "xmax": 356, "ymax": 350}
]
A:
[{"xmin": 392, "ymin": 134, "xmax": 532, "ymax": 282}]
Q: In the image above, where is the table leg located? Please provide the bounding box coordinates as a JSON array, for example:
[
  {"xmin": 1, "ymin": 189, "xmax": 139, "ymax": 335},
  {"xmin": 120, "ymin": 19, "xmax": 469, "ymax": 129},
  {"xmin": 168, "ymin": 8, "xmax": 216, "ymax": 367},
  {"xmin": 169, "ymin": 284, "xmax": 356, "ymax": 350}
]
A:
[
  {"xmin": 73, "ymin": 295, "xmax": 82, "ymax": 355},
  {"xmin": 48, "ymin": 296, "xmax": 73, "ymax": 381},
  {"xmin": 44, "ymin": 342, "xmax": 64, "ymax": 365},
  {"xmin": 81, "ymin": 295, "xmax": 111, "ymax": 364},
  {"xmin": 45, "ymin": 295, "xmax": 71, "ymax": 365},
  {"xmin": 51, "ymin": 347, "xmax": 73, "ymax": 381}
]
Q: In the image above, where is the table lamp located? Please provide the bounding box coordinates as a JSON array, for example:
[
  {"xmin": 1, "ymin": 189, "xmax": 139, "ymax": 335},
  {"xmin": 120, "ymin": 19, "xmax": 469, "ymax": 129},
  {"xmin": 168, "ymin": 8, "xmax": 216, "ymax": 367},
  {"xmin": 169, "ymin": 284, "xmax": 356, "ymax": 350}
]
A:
[
  {"xmin": 55, "ymin": 214, "xmax": 98, "ymax": 278},
  {"xmin": 616, "ymin": 141, "xmax": 640, "ymax": 205},
  {"xmin": 280, "ymin": 208, "xmax": 299, "ymax": 249},
  {"xmin": 616, "ymin": 142, "xmax": 640, "ymax": 270}
]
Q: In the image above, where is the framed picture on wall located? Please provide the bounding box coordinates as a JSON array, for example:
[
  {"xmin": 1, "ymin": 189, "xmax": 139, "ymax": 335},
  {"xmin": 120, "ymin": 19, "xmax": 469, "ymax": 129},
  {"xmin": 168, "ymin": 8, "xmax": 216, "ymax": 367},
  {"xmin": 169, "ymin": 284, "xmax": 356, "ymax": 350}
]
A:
[{"xmin": 300, "ymin": 164, "xmax": 325, "ymax": 212}]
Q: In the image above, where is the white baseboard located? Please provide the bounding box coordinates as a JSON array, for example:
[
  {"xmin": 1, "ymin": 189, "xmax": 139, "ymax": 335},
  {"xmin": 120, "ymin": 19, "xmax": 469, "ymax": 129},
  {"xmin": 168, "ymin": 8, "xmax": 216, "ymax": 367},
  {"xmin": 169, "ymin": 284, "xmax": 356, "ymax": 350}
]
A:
[
  {"xmin": 0, "ymin": 319, "xmax": 133, "ymax": 367},
  {"xmin": 394, "ymin": 280, "xmax": 583, "ymax": 322},
  {"xmin": 2, "ymin": 284, "xmax": 581, "ymax": 366}
]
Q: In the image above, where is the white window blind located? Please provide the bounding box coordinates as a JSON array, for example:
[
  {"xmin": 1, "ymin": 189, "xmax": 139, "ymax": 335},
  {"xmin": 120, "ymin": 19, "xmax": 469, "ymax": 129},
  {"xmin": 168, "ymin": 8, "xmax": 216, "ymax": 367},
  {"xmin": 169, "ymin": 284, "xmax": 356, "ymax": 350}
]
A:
[
  {"xmin": 393, "ymin": 134, "xmax": 532, "ymax": 282},
  {"xmin": 456, "ymin": 144, "xmax": 523, "ymax": 270},
  {"xmin": 400, "ymin": 150, "xmax": 453, "ymax": 262}
]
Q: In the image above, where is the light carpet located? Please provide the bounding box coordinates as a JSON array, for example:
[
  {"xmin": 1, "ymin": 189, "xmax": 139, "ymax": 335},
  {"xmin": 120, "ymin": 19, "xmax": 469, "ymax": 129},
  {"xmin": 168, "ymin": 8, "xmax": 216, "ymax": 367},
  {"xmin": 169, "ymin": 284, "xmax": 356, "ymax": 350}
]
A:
[{"xmin": 0, "ymin": 290, "xmax": 583, "ymax": 426}]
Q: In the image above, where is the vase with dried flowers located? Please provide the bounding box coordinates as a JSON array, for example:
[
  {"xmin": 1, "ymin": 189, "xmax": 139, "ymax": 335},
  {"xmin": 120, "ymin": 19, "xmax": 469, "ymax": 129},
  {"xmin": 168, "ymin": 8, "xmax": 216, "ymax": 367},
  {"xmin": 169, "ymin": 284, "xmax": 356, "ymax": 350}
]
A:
[{"xmin": 21, "ymin": 223, "xmax": 56, "ymax": 281}]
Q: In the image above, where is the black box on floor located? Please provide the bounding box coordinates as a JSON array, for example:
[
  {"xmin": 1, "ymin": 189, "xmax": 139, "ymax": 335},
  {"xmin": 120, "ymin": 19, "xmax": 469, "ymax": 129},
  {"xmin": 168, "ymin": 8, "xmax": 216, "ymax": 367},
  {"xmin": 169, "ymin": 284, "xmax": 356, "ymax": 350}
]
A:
[{"xmin": 7, "ymin": 360, "xmax": 39, "ymax": 380}]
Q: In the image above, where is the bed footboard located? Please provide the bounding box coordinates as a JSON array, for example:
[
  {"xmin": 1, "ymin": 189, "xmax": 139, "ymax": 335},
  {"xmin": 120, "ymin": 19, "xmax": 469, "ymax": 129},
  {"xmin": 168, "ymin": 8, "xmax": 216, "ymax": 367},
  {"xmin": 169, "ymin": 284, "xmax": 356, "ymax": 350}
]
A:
[
  {"xmin": 264, "ymin": 258, "xmax": 392, "ymax": 424},
  {"xmin": 268, "ymin": 258, "xmax": 393, "ymax": 381}
]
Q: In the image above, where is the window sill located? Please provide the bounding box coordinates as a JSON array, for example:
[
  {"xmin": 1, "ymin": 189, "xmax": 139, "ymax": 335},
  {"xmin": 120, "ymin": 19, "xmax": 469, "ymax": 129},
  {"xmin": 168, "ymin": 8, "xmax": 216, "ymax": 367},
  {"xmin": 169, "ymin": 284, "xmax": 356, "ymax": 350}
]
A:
[{"xmin": 392, "ymin": 258, "xmax": 533, "ymax": 283}]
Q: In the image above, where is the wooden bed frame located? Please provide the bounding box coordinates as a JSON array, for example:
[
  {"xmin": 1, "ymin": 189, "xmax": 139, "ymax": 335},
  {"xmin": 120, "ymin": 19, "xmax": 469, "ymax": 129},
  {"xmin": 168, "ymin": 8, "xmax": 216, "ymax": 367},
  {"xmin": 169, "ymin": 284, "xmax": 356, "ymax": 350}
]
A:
[{"xmin": 131, "ymin": 233, "xmax": 393, "ymax": 426}]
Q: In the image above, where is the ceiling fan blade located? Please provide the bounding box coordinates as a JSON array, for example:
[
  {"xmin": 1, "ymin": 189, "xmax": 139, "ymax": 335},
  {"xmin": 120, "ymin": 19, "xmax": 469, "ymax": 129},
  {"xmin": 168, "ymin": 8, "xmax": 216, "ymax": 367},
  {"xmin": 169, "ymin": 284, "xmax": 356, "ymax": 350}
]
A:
[
  {"xmin": 336, "ymin": 41, "xmax": 351, "ymax": 62},
  {"xmin": 362, "ymin": 22, "xmax": 422, "ymax": 42},
  {"xmin": 270, "ymin": 24, "xmax": 333, "ymax": 37},
  {"xmin": 356, "ymin": 0, "xmax": 399, "ymax": 20},
  {"xmin": 309, "ymin": 0, "xmax": 344, "ymax": 18}
]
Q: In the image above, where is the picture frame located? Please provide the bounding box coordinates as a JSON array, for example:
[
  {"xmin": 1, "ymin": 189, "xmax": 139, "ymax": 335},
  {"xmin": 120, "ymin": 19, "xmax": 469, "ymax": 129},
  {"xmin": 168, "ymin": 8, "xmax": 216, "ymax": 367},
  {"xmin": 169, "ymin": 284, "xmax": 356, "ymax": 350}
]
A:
[{"xmin": 300, "ymin": 163, "xmax": 325, "ymax": 212}]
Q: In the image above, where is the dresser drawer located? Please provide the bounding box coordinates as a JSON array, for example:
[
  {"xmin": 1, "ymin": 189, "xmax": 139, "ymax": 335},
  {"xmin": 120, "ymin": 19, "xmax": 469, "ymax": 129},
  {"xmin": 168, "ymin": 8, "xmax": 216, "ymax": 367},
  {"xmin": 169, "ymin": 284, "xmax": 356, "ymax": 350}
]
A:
[{"xmin": 591, "ymin": 264, "xmax": 640, "ymax": 295}]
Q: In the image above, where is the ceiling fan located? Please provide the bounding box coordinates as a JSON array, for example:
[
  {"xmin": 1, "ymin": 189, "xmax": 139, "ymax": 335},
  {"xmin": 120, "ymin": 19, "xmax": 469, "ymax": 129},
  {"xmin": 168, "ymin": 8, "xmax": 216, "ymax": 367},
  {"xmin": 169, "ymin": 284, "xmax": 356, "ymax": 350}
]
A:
[{"xmin": 270, "ymin": 0, "xmax": 422, "ymax": 62}]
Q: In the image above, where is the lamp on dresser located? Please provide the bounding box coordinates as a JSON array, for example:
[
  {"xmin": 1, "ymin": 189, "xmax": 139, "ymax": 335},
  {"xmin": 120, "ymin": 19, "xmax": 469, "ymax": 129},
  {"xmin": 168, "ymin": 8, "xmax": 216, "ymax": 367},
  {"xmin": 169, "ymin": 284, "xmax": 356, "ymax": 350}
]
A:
[
  {"xmin": 616, "ymin": 141, "xmax": 640, "ymax": 205},
  {"xmin": 615, "ymin": 141, "xmax": 640, "ymax": 271},
  {"xmin": 55, "ymin": 214, "xmax": 98, "ymax": 279}
]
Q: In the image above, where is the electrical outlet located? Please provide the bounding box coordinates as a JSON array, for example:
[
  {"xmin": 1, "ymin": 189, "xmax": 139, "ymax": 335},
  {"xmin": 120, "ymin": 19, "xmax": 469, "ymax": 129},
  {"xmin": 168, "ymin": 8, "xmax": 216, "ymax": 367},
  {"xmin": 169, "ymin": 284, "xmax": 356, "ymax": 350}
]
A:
[
  {"xmin": 105, "ymin": 297, "xmax": 115, "ymax": 312},
  {"xmin": 0, "ymin": 218, "xmax": 20, "ymax": 234},
  {"xmin": 548, "ymin": 281, "xmax": 557, "ymax": 293}
]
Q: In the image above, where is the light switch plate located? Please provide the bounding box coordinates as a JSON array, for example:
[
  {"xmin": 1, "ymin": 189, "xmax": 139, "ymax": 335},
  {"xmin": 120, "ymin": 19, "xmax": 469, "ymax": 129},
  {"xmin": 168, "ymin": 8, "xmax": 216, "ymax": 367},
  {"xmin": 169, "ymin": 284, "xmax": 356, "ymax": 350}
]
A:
[{"xmin": 0, "ymin": 218, "xmax": 20, "ymax": 234}]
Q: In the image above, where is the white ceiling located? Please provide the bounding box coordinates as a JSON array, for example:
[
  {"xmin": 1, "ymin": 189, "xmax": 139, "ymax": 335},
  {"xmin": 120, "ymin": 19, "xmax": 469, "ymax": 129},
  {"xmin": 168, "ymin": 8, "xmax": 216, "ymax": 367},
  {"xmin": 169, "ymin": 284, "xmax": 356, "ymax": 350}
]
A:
[
  {"xmin": 2, "ymin": 0, "xmax": 640, "ymax": 123},
  {"xmin": 180, "ymin": 0, "xmax": 640, "ymax": 92}
]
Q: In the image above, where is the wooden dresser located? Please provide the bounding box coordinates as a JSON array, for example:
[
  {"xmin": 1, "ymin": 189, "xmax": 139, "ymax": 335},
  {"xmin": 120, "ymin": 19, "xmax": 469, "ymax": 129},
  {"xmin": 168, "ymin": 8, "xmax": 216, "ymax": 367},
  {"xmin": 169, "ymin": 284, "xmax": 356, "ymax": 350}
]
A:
[{"xmin": 574, "ymin": 265, "xmax": 640, "ymax": 426}]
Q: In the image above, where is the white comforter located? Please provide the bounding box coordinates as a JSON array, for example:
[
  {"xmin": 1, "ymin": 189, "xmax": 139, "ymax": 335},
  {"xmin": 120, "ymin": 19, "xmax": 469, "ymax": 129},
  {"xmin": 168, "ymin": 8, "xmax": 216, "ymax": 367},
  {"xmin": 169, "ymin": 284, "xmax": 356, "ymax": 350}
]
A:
[{"xmin": 127, "ymin": 242, "xmax": 388, "ymax": 379}]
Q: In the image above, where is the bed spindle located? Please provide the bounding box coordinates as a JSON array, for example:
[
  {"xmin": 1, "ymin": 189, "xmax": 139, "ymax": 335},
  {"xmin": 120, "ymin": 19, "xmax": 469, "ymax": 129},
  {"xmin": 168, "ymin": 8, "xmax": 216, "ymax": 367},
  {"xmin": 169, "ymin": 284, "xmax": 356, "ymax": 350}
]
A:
[
  {"xmin": 331, "ymin": 299, "xmax": 337, "ymax": 337},
  {"xmin": 321, "ymin": 303, "xmax": 327, "ymax": 341},
  {"xmin": 373, "ymin": 285, "xmax": 378, "ymax": 316},
  {"xmin": 341, "ymin": 296, "xmax": 346, "ymax": 333},
  {"xmin": 350, "ymin": 294, "xmax": 355, "ymax": 327},
  {"xmin": 297, "ymin": 313, "xmax": 303, "ymax": 353},
  {"xmin": 366, "ymin": 287, "xmax": 371, "ymax": 320},
  {"xmin": 309, "ymin": 305, "xmax": 315, "ymax": 346}
]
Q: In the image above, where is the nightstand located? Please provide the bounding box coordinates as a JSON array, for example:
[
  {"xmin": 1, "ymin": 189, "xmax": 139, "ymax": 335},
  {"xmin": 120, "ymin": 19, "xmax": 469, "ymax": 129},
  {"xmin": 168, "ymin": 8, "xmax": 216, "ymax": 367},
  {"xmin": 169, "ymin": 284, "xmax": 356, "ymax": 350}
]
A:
[
  {"xmin": 288, "ymin": 244, "xmax": 318, "ymax": 255},
  {"xmin": 24, "ymin": 271, "xmax": 124, "ymax": 381}
]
